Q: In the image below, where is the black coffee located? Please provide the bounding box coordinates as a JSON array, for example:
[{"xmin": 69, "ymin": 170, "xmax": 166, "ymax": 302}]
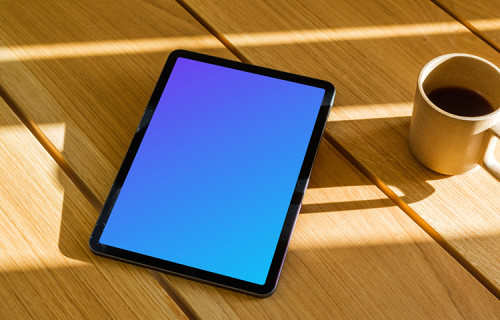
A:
[{"xmin": 426, "ymin": 86, "xmax": 495, "ymax": 117}]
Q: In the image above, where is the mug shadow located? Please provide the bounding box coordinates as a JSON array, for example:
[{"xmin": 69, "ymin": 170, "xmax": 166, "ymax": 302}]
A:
[
  {"xmin": 56, "ymin": 113, "xmax": 436, "ymax": 260},
  {"xmin": 0, "ymin": 0, "xmax": 486, "ymax": 270},
  {"xmin": 322, "ymin": 115, "xmax": 451, "ymax": 202},
  {"xmin": 1, "ymin": 0, "xmax": 498, "ymax": 317},
  {"xmin": 55, "ymin": 88, "xmax": 450, "ymax": 261},
  {"xmin": 299, "ymin": 115, "xmax": 451, "ymax": 215}
]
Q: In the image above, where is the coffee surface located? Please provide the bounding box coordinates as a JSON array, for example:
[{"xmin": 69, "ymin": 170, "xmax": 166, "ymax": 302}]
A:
[{"xmin": 427, "ymin": 86, "xmax": 494, "ymax": 117}]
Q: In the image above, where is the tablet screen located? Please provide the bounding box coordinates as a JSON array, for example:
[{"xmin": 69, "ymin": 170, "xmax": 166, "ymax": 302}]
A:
[{"xmin": 91, "ymin": 51, "xmax": 334, "ymax": 295}]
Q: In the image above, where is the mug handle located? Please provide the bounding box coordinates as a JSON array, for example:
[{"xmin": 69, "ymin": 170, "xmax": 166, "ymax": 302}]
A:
[{"xmin": 483, "ymin": 122, "xmax": 500, "ymax": 180}]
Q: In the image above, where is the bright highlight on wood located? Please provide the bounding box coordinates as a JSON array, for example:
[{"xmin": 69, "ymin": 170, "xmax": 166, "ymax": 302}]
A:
[{"xmin": 1, "ymin": 19, "xmax": 499, "ymax": 62}]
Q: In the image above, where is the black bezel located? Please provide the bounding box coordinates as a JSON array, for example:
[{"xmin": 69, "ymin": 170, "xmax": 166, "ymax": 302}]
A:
[{"xmin": 89, "ymin": 50, "xmax": 335, "ymax": 297}]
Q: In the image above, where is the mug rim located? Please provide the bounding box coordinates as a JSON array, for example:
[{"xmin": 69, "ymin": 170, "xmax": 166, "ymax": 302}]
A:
[{"xmin": 418, "ymin": 53, "xmax": 500, "ymax": 122}]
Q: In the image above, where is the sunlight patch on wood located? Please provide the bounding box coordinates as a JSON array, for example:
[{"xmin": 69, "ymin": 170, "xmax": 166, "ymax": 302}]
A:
[{"xmin": 1, "ymin": 19, "xmax": 499, "ymax": 62}]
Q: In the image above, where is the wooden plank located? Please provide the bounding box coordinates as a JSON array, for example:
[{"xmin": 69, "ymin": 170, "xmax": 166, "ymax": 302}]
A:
[
  {"xmin": 0, "ymin": 0, "xmax": 232, "ymax": 316},
  {"xmin": 0, "ymin": 0, "xmax": 234, "ymax": 203},
  {"xmin": 1, "ymin": 0, "xmax": 499, "ymax": 318},
  {"xmin": 0, "ymin": 97, "xmax": 187, "ymax": 319},
  {"xmin": 162, "ymin": 141, "xmax": 500, "ymax": 319},
  {"xmin": 173, "ymin": 0, "xmax": 500, "ymax": 293},
  {"xmin": 433, "ymin": 0, "xmax": 500, "ymax": 51}
]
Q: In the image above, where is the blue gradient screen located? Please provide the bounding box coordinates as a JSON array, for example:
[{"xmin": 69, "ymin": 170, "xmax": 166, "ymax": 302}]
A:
[{"xmin": 99, "ymin": 57, "xmax": 325, "ymax": 285}]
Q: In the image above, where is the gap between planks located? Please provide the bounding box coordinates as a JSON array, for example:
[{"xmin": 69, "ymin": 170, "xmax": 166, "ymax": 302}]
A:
[
  {"xmin": 0, "ymin": 84, "xmax": 199, "ymax": 320},
  {"xmin": 175, "ymin": 0, "xmax": 500, "ymax": 299},
  {"xmin": 176, "ymin": 0, "xmax": 250, "ymax": 63},
  {"xmin": 430, "ymin": 0, "xmax": 500, "ymax": 53},
  {"xmin": 2, "ymin": 0, "xmax": 498, "ymax": 304},
  {"xmin": 322, "ymin": 131, "xmax": 500, "ymax": 299}
]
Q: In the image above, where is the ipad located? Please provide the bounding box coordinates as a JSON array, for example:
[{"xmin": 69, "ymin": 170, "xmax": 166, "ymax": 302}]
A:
[{"xmin": 90, "ymin": 50, "xmax": 335, "ymax": 297}]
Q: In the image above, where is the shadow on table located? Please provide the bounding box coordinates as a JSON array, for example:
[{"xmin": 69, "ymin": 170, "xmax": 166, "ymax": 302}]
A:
[
  {"xmin": 300, "ymin": 114, "xmax": 453, "ymax": 214},
  {"xmin": 54, "ymin": 90, "xmax": 449, "ymax": 261},
  {"xmin": 162, "ymin": 232, "xmax": 500, "ymax": 318},
  {"xmin": 3, "ymin": 226, "xmax": 499, "ymax": 317},
  {"xmin": 54, "ymin": 113, "xmax": 433, "ymax": 261},
  {"xmin": 0, "ymin": 258, "xmax": 177, "ymax": 318},
  {"xmin": 0, "ymin": 0, "xmax": 495, "ymax": 281},
  {"xmin": 1, "ymin": 1, "xmax": 499, "ymax": 318}
]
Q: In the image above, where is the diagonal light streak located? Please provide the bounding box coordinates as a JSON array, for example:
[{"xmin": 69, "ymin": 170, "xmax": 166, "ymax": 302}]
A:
[{"xmin": 1, "ymin": 19, "xmax": 499, "ymax": 62}]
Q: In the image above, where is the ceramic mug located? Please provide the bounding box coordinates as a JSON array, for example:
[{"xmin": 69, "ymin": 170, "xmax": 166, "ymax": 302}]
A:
[{"xmin": 409, "ymin": 53, "xmax": 500, "ymax": 178}]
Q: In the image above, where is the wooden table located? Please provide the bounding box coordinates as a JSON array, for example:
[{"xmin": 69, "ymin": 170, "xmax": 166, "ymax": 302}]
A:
[{"xmin": 1, "ymin": 0, "xmax": 499, "ymax": 318}]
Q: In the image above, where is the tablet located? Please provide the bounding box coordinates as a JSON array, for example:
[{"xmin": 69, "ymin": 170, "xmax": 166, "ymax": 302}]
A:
[{"xmin": 89, "ymin": 50, "xmax": 335, "ymax": 297}]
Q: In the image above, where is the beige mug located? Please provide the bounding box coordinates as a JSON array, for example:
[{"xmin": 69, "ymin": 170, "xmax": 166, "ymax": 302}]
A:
[{"xmin": 409, "ymin": 53, "xmax": 500, "ymax": 178}]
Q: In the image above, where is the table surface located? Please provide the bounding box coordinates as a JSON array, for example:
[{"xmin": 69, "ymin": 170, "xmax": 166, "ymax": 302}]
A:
[{"xmin": 1, "ymin": 0, "xmax": 499, "ymax": 318}]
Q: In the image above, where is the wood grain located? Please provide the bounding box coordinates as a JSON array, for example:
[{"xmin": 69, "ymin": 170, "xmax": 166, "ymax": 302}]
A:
[
  {"xmin": 0, "ymin": 0, "xmax": 234, "ymax": 203},
  {"xmin": 2, "ymin": 0, "xmax": 500, "ymax": 318},
  {"xmin": 433, "ymin": 0, "xmax": 500, "ymax": 51},
  {"xmin": 0, "ymin": 98, "xmax": 187, "ymax": 319},
  {"xmin": 162, "ymin": 141, "xmax": 500, "ymax": 319},
  {"xmin": 0, "ymin": 0, "xmax": 234, "ymax": 317},
  {"xmin": 174, "ymin": 0, "xmax": 500, "ymax": 293}
]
